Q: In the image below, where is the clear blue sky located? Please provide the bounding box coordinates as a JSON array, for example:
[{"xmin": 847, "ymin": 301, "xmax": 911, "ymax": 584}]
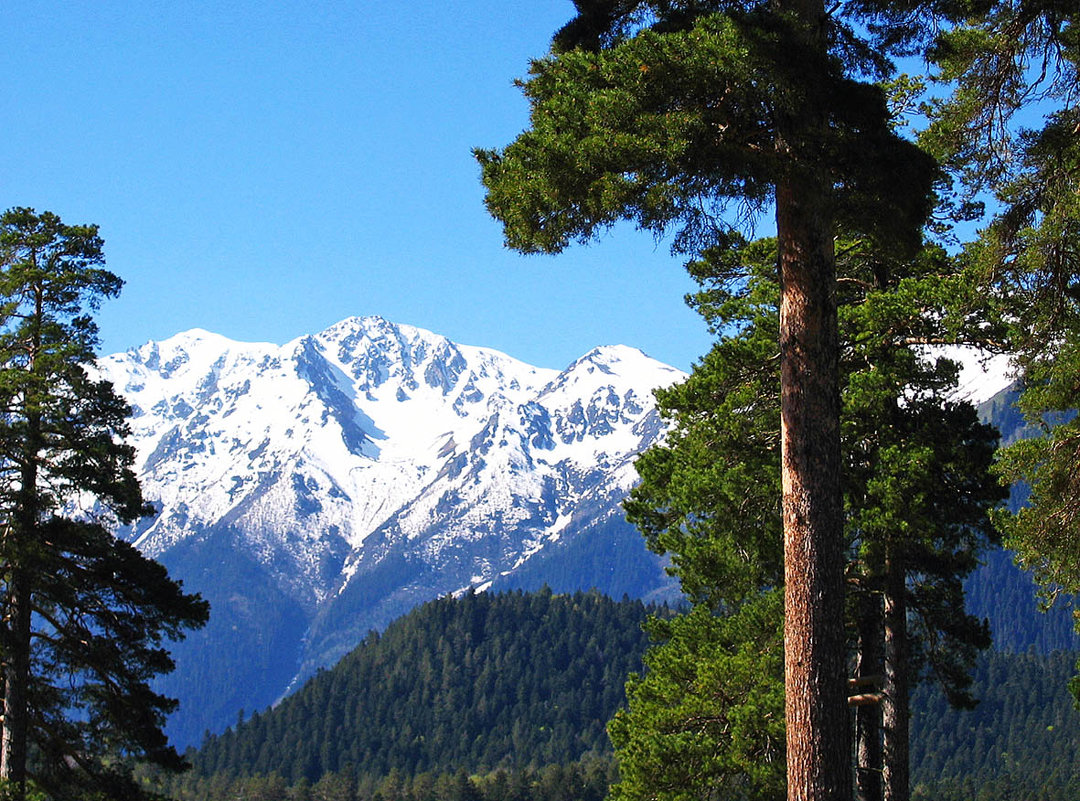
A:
[{"xmin": 0, "ymin": 0, "xmax": 715, "ymax": 371}]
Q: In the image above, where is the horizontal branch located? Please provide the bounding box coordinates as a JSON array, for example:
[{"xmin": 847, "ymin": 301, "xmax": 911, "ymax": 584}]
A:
[{"xmin": 848, "ymin": 674, "xmax": 884, "ymax": 690}]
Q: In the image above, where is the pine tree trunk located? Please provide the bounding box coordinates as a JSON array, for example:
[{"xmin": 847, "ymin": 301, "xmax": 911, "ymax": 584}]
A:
[
  {"xmin": 776, "ymin": 47, "xmax": 849, "ymax": 795},
  {"xmin": 1, "ymin": 567, "xmax": 31, "ymax": 801},
  {"xmin": 882, "ymin": 553, "xmax": 910, "ymax": 801},
  {"xmin": 855, "ymin": 588, "xmax": 883, "ymax": 801},
  {"xmin": 2, "ymin": 451, "xmax": 39, "ymax": 801},
  {"xmin": 2, "ymin": 303, "xmax": 43, "ymax": 801}
]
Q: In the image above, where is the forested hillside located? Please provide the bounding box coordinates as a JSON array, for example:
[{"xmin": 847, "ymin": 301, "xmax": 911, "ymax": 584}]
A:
[
  {"xmin": 965, "ymin": 388, "xmax": 1080, "ymax": 653},
  {"xmin": 965, "ymin": 550, "xmax": 1079, "ymax": 653},
  {"xmin": 184, "ymin": 590, "xmax": 658, "ymax": 786},
  {"xmin": 101, "ymin": 318, "xmax": 684, "ymax": 749},
  {"xmin": 165, "ymin": 590, "xmax": 1080, "ymax": 801},
  {"xmin": 911, "ymin": 650, "xmax": 1080, "ymax": 800}
]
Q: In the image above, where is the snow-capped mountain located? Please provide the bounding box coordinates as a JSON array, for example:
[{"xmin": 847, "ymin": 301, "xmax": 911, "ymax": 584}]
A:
[{"xmin": 96, "ymin": 316, "xmax": 685, "ymax": 747}]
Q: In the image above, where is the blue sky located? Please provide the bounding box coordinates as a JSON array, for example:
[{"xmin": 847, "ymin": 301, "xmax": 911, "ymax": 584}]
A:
[{"xmin": 1, "ymin": 1, "xmax": 714, "ymax": 371}]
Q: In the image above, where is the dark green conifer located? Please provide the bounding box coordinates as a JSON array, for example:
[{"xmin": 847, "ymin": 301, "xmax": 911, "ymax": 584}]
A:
[
  {"xmin": 930, "ymin": 7, "xmax": 1080, "ymax": 614},
  {"xmin": 472, "ymin": 3, "xmax": 979, "ymax": 794},
  {"xmin": 613, "ymin": 234, "xmax": 1003, "ymax": 801},
  {"xmin": 0, "ymin": 207, "xmax": 208, "ymax": 801}
]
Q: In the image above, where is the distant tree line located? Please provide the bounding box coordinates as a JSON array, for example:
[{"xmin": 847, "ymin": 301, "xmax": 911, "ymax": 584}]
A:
[
  {"xmin": 164, "ymin": 757, "xmax": 615, "ymax": 801},
  {"xmin": 157, "ymin": 588, "xmax": 1080, "ymax": 801},
  {"xmin": 910, "ymin": 650, "xmax": 1080, "ymax": 801}
]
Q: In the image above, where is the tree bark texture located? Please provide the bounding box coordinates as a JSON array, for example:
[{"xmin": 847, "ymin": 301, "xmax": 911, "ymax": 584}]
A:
[
  {"xmin": 855, "ymin": 589, "xmax": 883, "ymax": 801},
  {"xmin": 2, "ymin": 301, "xmax": 44, "ymax": 801},
  {"xmin": 2, "ymin": 461, "xmax": 37, "ymax": 800},
  {"xmin": 774, "ymin": 0, "xmax": 849, "ymax": 794},
  {"xmin": 1, "ymin": 567, "xmax": 31, "ymax": 796},
  {"xmin": 778, "ymin": 161, "xmax": 848, "ymax": 801},
  {"xmin": 883, "ymin": 553, "xmax": 910, "ymax": 801}
]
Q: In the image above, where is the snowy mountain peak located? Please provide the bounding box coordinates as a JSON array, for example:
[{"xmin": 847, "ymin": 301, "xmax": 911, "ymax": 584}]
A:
[
  {"xmin": 97, "ymin": 317, "xmax": 684, "ymax": 604},
  {"xmin": 575, "ymin": 344, "xmax": 684, "ymax": 383},
  {"xmin": 98, "ymin": 316, "xmax": 689, "ymax": 747}
]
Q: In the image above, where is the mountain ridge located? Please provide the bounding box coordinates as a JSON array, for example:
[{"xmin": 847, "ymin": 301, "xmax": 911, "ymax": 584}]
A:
[
  {"xmin": 99, "ymin": 320, "xmax": 1024, "ymax": 750},
  {"xmin": 95, "ymin": 315, "xmax": 686, "ymax": 746}
]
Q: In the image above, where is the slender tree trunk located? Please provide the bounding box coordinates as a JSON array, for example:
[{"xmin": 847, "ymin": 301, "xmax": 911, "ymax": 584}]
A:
[
  {"xmin": 2, "ymin": 290, "xmax": 44, "ymax": 801},
  {"xmin": 855, "ymin": 588, "xmax": 883, "ymax": 801},
  {"xmin": 1, "ymin": 566, "xmax": 31, "ymax": 798},
  {"xmin": 882, "ymin": 552, "xmax": 910, "ymax": 801},
  {"xmin": 2, "ymin": 465, "xmax": 37, "ymax": 801}
]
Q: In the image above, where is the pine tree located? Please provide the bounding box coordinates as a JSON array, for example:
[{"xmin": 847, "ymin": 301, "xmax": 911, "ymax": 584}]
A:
[
  {"xmin": 474, "ymin": 4, "xmax": 961, "ymax": 796},
  {"xmin": 925, "ymin": 3, "xmax": 1080, "ymax": 614},
  {"xmin": 612, "ymin": 235, "xmax": 1003, "ymax": 801},
  {"xmin": 0, "ymin": 208, "xmax": 209, "ymax": 801}
]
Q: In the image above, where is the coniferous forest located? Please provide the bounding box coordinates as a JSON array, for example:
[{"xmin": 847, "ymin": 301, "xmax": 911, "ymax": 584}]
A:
[
  {"xmin": 168, "ymin": 590, "xmax": 655, "ymax": 799},
  {"xmin": 160, "ymin": 589, "xmax": 1080, "ymax": 801}
]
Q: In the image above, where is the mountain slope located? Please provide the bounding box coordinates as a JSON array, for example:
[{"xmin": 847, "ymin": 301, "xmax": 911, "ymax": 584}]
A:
[
  {"xmin": 965, "ymin": 385, "xmax": 1080, "ymax": 653},
  {"xmin": 170, "ymin": 590, "xmax": 1080, "ymax": 801},
  {"xmin": 189, "ymin": 590, "xmax": 656, "ymax": 783},
  {"xmin": 96, "ymin": 317, "xmax": 685, "ymax": 746}
]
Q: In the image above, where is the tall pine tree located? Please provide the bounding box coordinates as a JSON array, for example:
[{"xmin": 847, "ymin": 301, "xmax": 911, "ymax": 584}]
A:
[
  {"xmin": 611, "ymin": 236, "xmax": 1002, "ymax": 801},
  {"xmin": 475, "ymin": 4, "xmax": 963, "ymax": 796},
  {"xmin": 925, "ymin": 2, "xmax": 1080, "ymax": 619},
  {"xmin": 0, "ymin": 208, "xmax": 208, "ymax": 801}
]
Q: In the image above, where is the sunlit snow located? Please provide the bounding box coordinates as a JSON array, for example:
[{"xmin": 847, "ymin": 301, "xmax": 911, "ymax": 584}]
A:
[{"xmin": 97, "ymin": 316, "xmax": 685, "ymax": 604}]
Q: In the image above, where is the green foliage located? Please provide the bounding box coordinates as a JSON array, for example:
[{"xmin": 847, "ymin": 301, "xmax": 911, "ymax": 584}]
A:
[
  {"xmin": 930, "ymin": 0, "xmax": 1080, "ymax": 630},
  {"xmin": 612, "ymin": 232, "xmax": 1003, "ymax": 798},
  {"xmin": 476, "ymin": 3, "xmax": 936, "ymax": 260},
  {"xmin": 626, "ymin": 239, "xmax": 783, "ymax": 610},
  {"xmin": 608, "ymin": 594, "xmax": 785, "ymax": 801},
  {"xmin": 166, "ymin": 611, "xmax": 1080, "ymax": 801},
  {"xmin": 167, "ymin": 756, "xmax": 616, "ymax": 801},
  {"xmin": 0, "ymin": 208, "xmax": 209, "ymax": 800},
  {"xmin": 184, "ymin": 591, "xmax": 658, "ymax": 786},
  {"xmin": 925, "ymin": 1, "xmax": 1077, "ymax": 194},
  {"xmin": 910, "ymin": 650, "xmax": 1080, "ymax": 801},
  {"xmin": 479, "ymin": 5, "xmax": 959, "ymax": 798}
]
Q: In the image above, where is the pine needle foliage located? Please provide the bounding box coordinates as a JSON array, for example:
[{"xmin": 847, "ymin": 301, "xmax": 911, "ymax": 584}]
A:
[
  {"xmin": 613, "ymin": 234, "xmax": 1003, "ymax": 801},
  {"xmin": 0, "ymin": 208, "xmax": 208, "ymax": 801}
]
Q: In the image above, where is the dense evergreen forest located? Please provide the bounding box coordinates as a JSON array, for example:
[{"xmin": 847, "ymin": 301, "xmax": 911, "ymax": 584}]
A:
[
  {"xmin": 911, "ymin": 651, "xmax": 1080, "ymax": 800},
  {"xmin": 166, "ymin": 756, "xmax": 617, "ymax": 801},
  {"xmin": 181, "ymin": 590, "xmax": 658, "ymax": 789},
  {"xmin": 965, "ymin": 550, "xmax": 1079, "ymax": 653},
  {"xmin": 163, "ymin": 589, "xmax": 1080, "ymax": 801}
]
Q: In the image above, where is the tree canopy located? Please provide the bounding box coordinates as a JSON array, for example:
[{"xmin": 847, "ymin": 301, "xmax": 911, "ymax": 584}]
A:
[
  {"xmin": 929, "ymin": 4, "xmax": 1080, "ymax": 612},
  {"xmin": 476, "ymin": 3, "xmax": 963, "ymax": 796},
  {"xmin": 610, "ymin": 233, "xmax": 1002, "ymax": 801},
  {"xmin": 0, "ymin": 208, "xmax": 209, "ymax": 801}
]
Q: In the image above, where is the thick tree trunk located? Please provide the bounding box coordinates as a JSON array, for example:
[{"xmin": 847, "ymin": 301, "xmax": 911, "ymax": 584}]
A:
[
  {"xmin": 855, "ymin": 588, "xmax": 883, "ymax": 801},
  {"xmin": 882, "ymin": 553, "xmax": 910, "ymax": 801},
  {"xmin": 777, "ymin": 166, "xmax": 848, "ymax": 801},
  {"xmin": 774, "ymin": 0, "xmax": 849, "ymax": 796}
]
